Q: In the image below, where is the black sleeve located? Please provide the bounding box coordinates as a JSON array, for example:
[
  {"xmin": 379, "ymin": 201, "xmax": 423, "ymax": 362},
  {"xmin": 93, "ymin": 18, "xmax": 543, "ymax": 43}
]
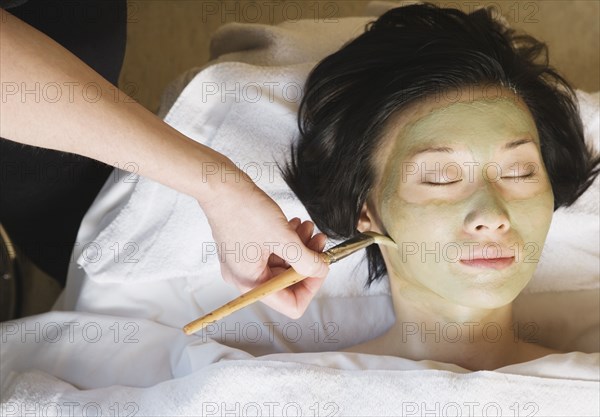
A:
[
  {"xmin": 0, "ymin": 0, "xmax": 28, "ymax": 9},
  {"xmin": 0, "ymin": 0, "xmax": 127, "ymax": 286},
  {"xmin": 7, "ymin": 0, "xmax": 127, "ymax": 86}
]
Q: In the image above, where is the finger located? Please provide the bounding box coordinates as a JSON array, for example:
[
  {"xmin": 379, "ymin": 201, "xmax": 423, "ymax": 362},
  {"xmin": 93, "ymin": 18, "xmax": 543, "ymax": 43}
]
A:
[
  {"xmin": 293, "ymin": 232, "xmax": 328, "ymax": 292},
  {"xmin": 272, "ymin": 230, "xmax": 329, "ymax": 282},
  {"xmin": 273, "ymin": 218, "xmax": 327, "ymax": 275},
  {"xmin": 271, "ymin": 233, "xmax": 327, "ymax": 296},
  {"xmin": 254, "ymin": 231, "xmax": 328, "ymax": 318},
  {"xmin": 253, "ymin": 218, "xmax": 329, "ymax": 317},
  {"xmin": 255, "ymin": 228, "xmax": 322, "ymax": 313},
  {"xmin": 311, "ymin": 232, "xmax": 328, "ymax": 252},
  {"xmin": 288, "ymin": 217, "xmax": 301, "ymax": 228},
  {"xmin": 259, "ymin": 272, "xmax": 326, "ymax": 319},
  {"xmin": 284, "ymin": 232, "xmax": 328, "ymax": 294},
  {"xmin": 296, "ymin": 220, "xmax": 315, "ymax": 244},
  {"xmin": 267, "ymin": 252, "xmax": 288, "ymax": 269}
]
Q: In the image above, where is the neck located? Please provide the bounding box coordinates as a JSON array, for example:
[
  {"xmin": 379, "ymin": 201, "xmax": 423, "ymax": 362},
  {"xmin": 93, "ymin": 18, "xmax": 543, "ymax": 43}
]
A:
[{"xmin": 377, "ymin": 280, "xmax": 520, "ymax": 370}]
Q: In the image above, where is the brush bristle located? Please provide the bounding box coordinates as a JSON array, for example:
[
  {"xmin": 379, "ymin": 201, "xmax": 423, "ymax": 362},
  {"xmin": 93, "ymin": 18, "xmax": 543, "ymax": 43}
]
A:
[{"xmin": 363, "ymin": 231, "xmax": 396, "ymax": 248}]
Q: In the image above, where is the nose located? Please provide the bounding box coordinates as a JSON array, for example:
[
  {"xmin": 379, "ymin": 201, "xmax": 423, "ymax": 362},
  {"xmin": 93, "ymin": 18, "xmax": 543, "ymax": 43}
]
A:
[{"xmin": 463, "ymin": 191, "xmax": 511, "ymax": 237}]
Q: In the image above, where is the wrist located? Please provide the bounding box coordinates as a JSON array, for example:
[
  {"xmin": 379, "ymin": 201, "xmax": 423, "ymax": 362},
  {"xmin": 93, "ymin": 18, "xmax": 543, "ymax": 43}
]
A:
[{"xmin": 193, "ymin": 151, "xmax": 257, "ymax": 211}]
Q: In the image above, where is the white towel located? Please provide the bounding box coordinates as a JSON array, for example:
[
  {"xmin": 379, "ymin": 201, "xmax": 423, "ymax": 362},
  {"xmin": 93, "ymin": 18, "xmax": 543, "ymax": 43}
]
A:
[
  {"xmin": 524, "ymin": 90, "xmax": 599, "ymax": 293},
  {"xmin": 210, "ymin": 18, "xmax": 372, "ymax": 66},
  {"xmin": 2, "ymin": 312, "xmax": 599, "ymax": 415},
  {"xmin": 2, "ymin": 354, "xmax": 599, "ymax": 417}
]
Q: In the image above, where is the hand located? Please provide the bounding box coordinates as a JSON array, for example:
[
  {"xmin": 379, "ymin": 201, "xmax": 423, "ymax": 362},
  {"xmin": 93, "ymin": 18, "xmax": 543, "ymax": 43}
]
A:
[
  {"xmin": 200, "ymin": 168, "xmax": 330, "ymax": 319},
  {"xmin": 236, "ymin": 217, "xmax": 328, "ymax": 319}
]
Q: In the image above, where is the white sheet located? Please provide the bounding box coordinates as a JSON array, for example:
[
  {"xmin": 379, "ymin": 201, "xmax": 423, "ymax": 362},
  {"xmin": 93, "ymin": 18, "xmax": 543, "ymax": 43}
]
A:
[{"xmin": 2, "ymin": 312, "xmax": 599, "ymax": 416}]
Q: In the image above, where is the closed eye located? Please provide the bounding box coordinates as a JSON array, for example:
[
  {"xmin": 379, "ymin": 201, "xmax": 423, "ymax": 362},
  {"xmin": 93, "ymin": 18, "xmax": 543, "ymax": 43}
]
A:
[
  {"xmin": 501, "ymin": 172, "xmax": 536, "ymax": 179},
  {"xmin": 423, "ymin": 179, "xmax": 463, "ymax": 187}
]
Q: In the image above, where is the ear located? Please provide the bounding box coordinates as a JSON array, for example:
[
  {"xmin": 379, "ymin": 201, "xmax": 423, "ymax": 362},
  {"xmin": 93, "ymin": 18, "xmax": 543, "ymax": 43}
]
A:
[{"xmin": 357, "ymin": 201, "xmax": 382, "ymax": 233}]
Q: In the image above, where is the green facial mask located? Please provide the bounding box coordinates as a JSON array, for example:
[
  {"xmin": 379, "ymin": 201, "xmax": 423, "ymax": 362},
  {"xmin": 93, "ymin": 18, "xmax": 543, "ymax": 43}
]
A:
[{"xmin": 372, "ymin": 94, "xmax": 554, "ymax": 309}]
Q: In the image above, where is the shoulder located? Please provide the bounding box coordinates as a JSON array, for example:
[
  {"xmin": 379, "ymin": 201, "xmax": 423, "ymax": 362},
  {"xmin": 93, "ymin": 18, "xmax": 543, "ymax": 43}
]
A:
[
  {"xmin": 515, "ymin": 341, "xmax": 563, "ymax": 363},
  {"xmin": 339, "ymin": 338, "xmax": 388, "ymax": 355}
]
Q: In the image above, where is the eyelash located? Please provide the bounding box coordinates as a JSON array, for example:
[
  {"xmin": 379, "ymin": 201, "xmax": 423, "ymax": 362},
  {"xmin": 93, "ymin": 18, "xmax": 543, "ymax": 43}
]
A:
[
  {"xmin": 423, "ymin": 180, "xmax": 462, "ymax": 187},
  {"xmin": 423, "ymin": 172, "xmax": 535, "ymax": 186},
  {"xmin": 501, "ymin": 172, "xmax": 536, "ymax": 180}
]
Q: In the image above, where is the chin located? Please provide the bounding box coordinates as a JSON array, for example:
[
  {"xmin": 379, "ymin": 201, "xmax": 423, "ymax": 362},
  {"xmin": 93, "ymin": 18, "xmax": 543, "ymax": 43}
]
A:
[
  {"xmin": 439, "ymin": 265, "xmax": 533, "ymax": 309},
  {"xmin": 450, "ymin": 286, "xmax": 523, "ymax": 309}
]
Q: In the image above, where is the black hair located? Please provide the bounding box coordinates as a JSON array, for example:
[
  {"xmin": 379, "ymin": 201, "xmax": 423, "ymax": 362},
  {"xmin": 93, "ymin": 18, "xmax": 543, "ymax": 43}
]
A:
[{"xmin": 283, "ymin": 3, "xmax": 600, "ymax": 288}]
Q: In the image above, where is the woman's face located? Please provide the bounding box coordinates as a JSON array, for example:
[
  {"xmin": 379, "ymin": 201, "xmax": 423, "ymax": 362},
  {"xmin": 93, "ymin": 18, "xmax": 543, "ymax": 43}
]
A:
[{"xmin": 361, "ymin": 86, "xmax": 554, "ymax": 309}]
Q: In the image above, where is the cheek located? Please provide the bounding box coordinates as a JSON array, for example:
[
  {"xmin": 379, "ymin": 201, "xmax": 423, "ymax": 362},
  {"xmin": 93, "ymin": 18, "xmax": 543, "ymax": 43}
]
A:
[
  {"xmin": 379, "ymin": 195, "xmax": 463, "ymax": 245},
  {"xmin": 508, "ymin": 188, "xmax": 554, "ymax": 244}
]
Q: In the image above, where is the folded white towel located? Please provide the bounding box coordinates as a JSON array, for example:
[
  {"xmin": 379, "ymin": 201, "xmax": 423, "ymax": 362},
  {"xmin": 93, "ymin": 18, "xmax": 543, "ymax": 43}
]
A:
[{"xmin": 209, "ymin": 17, "xmax": 372, "ymax": 66}]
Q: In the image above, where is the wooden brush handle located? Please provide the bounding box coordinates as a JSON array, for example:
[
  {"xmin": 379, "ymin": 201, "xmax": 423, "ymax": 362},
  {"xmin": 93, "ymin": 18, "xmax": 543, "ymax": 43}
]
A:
[
  {"xmin": 183, "ymin": 266, "xmax": 312, "ymax": 335},
  {"xmin": 181, "ymin": 233, "xmax": 391, "ymax": 336}
]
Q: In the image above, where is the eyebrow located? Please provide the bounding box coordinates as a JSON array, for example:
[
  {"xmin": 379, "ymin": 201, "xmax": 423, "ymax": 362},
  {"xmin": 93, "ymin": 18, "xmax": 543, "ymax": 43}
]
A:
[
  {"xmin": 408, "ymin": 138, "xmax": 536, "ymax": 158},
  {"xmin": 410, "ymin": 146, "xmax": 454, "ymax": 158},
  {"xmin": 503, "ymin": 138, "xmax": 535, "ymax": 150}
]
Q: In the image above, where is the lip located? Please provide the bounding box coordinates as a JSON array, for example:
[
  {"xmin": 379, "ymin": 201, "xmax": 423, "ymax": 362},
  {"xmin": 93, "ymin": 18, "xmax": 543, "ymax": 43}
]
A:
[{"xmin": 459, "ymin": 257, "xmax": 515, "ymax": 270}]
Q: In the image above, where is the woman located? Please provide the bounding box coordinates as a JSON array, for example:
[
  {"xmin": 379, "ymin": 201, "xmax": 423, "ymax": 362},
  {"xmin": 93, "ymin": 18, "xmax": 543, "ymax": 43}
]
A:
[{"xmin": 284, "ymin": 3, "xmax": 599, "ymax": 370}]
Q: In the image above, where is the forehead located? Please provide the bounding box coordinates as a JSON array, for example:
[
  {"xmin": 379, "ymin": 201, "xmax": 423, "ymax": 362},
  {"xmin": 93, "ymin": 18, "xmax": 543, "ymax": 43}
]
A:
[{"xmin": 378, "ymin": 87, "xmax": 539, "ymax": 160}]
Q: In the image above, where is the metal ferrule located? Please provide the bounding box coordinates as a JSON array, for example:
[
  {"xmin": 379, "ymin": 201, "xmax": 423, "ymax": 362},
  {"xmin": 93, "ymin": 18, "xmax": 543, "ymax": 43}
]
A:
[{"xmin": 323, "ymin": 233, "xmax": 376, "ymax": 265}]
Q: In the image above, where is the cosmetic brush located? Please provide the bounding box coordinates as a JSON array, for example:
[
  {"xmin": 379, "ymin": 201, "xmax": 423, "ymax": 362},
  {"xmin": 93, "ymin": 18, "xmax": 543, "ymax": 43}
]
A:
[{"xmin": 183, "ymin": 231, "xmax": 395, "ymax": 335}]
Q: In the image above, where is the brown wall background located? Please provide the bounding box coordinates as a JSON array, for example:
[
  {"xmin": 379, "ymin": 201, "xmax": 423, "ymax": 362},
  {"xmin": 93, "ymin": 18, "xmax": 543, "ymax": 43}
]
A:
[{"xmin": 119, "ymin": 0, "xmax": 600, "ymax": 112}]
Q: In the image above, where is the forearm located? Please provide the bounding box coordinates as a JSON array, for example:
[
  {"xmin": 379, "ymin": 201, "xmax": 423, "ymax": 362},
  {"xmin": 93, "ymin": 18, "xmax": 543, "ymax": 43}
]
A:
[{"xmin": 0, "ymin": 8, "xmax": 233, "ymax": 204}]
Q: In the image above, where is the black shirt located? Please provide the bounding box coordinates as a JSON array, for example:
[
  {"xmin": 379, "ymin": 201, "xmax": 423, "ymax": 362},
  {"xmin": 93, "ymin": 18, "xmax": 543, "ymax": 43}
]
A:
[{"xmin": 0, "ymin": 0, "xmax": 127, "ymax": 285}]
